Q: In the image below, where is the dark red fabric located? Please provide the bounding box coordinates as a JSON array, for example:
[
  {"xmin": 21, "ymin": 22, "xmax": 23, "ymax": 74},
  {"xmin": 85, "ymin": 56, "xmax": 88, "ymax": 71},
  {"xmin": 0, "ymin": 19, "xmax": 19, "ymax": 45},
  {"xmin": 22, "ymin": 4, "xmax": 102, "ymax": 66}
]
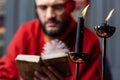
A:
[{"xmin": 0, "ymin": 18, "xmax": 101, "ymax": 80}]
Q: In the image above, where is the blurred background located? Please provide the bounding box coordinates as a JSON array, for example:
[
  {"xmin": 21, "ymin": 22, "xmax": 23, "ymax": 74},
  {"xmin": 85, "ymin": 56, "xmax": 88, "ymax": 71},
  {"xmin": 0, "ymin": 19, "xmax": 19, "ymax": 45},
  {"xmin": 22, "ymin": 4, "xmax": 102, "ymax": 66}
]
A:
[{"xmin": 0, "ymin": 0, "xmax": 120, "ymax": 80}]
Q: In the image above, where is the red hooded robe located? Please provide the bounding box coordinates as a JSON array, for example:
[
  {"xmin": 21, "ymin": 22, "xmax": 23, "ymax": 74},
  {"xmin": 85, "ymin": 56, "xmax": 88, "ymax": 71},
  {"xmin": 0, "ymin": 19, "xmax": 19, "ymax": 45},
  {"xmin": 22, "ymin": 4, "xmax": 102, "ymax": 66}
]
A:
[{"xmin": 0, "ymin": 17, "xmax": 101, "ymax": 80}]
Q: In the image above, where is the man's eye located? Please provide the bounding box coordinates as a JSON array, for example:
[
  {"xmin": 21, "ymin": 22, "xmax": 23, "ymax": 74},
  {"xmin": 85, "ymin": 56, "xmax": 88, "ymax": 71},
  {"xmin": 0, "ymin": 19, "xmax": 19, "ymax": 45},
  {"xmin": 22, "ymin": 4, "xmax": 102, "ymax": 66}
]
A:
[
  {"xmin": 53, "ymin": 4, "xmax": 65, "ymax": 10},
  {"xmin": 38, "ymin": 5, "xmax": 47, "ymax": 10}
]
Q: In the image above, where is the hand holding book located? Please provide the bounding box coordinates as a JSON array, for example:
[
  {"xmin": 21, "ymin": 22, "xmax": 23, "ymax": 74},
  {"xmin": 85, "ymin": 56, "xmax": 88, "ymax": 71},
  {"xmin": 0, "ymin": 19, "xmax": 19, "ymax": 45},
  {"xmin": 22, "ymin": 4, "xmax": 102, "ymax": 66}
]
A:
[
  {"xmin": 16, "ymin": 39, "xmax": 71, "ymax": 80},
  {"xmin": 34, "ymin": 62, "xmax": 65, "ymax": 80}
]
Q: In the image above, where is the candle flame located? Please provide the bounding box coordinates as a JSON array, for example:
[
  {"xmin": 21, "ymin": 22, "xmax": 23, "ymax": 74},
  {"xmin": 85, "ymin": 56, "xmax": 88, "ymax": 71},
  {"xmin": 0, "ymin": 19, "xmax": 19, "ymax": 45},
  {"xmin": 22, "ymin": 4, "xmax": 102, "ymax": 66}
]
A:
[
  {"xmin": 105, "ymin": 8, "xmax": 115, "ymax": 22},
  {"xmin": 81, "ymin": 4, "xmax": 90, "ymax": 17}
]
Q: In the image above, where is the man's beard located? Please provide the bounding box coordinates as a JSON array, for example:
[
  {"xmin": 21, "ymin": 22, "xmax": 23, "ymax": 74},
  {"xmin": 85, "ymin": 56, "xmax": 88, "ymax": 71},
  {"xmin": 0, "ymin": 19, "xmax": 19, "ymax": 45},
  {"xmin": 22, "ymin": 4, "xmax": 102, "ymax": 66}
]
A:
[{"xmin": 39, "ymin": 18, "xmax": 70, "ymax": 37}]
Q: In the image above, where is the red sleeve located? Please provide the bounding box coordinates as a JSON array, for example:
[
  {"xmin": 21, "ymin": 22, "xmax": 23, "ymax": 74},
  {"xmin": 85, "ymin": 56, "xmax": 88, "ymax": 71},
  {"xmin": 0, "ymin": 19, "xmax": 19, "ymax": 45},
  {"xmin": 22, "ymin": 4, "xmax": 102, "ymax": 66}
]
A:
[
  {"xmin": 0, "ymin": 19, "xmax": 41, "ymax": 80},
  {"xmin": 0, "ymin": 55, "xmax": 20, "ymax": 80}
]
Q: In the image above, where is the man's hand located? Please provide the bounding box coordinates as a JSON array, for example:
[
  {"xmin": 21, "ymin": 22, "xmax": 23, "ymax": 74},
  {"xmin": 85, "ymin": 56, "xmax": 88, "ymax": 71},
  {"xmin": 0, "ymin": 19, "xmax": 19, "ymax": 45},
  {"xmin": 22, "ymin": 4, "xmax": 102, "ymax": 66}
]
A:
[{"xmin": 33, "ymin": 65, "xmax": 65, "ymax": 80}]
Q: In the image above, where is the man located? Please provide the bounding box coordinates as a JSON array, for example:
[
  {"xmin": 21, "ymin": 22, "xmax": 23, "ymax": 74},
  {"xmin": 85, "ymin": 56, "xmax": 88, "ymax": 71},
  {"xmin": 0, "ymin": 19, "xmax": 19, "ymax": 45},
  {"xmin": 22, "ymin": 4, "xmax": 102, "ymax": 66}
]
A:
[{"xmin": 0, "ymin": 0, "xmax": 102, "ymax": 80}]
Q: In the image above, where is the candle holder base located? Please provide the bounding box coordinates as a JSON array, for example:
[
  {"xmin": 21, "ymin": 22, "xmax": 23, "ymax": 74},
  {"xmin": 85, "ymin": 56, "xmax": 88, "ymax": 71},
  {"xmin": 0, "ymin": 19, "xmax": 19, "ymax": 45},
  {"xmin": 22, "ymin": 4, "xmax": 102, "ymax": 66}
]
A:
[{"xmin": 68, "ymin": 52, "xmax": 89, "ymax": 64}]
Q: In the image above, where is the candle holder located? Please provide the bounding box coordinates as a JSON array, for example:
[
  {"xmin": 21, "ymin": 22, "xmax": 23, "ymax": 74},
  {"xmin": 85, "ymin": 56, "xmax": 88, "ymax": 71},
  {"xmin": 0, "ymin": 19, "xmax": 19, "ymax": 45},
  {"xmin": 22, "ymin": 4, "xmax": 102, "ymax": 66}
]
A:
[
  {"xmin": 94, "ymin": 23, "xmax": 116, "ymax": 80},
  {"xmin": 68, "ymin": 52, "xmax": 89, "ymax": 64},
  {"xmin": 94, "ymin": 23, "xmax": 115, "ymax": 38}
]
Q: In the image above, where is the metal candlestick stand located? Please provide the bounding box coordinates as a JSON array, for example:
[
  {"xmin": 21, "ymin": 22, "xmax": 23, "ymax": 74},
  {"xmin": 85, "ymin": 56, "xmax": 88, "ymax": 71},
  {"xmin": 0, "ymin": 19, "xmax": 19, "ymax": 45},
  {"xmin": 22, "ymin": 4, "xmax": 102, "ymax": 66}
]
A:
[
  {"xmin": 94, "ymin": 23, "xmax": 115, "ymax": 80},
  {"xmin": 68, "ymin": 5, "xmax": 90, "ymax": 80},
  {"xmin": 68, "ymin": 17, "xmax": 88, "ymax": 80}
]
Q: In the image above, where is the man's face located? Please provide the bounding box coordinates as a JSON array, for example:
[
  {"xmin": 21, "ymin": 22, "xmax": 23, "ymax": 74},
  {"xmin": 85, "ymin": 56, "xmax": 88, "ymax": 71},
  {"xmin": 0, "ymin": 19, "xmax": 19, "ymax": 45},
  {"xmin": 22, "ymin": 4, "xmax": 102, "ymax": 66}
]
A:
[{"xmin": 35, "ymin": 0, "xmax": 70, "ymax": 37}]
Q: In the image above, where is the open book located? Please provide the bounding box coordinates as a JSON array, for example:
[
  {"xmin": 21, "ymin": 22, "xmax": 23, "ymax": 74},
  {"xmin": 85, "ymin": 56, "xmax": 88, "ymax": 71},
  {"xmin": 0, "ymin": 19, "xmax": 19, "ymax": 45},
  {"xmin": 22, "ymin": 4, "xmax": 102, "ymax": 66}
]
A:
[{"xmin": 16, "ymin": 53, "xmax": 71, "ymax": 80}]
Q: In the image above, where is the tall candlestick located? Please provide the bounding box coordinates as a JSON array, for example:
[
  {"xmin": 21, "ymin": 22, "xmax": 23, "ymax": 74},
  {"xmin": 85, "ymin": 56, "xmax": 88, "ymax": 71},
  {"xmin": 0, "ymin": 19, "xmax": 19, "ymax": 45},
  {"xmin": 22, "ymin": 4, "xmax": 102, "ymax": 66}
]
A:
[
  {"xmin": 94, "ymin": 9, "xmax": 115, "ymax": 80},
  {"xmin": 75, "ymin": 16, "xmax": 84, "ymax": 80},
  {"xmin": 68, "ymin": 5, "xmax": 90, "ymax": 80},
  {"xmin": 75, "ymin": 5, "xmax": 89, "ymax": 80}
]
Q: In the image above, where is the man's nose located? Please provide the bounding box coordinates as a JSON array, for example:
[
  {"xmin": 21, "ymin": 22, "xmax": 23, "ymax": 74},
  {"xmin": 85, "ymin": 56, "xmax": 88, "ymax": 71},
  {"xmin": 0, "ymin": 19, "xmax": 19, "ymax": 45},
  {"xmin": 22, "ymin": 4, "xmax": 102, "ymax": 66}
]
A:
[{"xmin": 46, "ymin": 8, "xmax": 55, "ymax": 19}]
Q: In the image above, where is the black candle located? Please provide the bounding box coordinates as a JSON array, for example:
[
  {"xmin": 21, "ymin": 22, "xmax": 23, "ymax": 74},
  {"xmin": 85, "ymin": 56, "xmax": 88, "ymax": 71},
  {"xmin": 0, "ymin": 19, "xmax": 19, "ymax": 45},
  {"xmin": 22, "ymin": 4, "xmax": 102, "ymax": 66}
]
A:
[{"xmin": 75, "ymin": 17, "xmax": 84, "ymax": 53}]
